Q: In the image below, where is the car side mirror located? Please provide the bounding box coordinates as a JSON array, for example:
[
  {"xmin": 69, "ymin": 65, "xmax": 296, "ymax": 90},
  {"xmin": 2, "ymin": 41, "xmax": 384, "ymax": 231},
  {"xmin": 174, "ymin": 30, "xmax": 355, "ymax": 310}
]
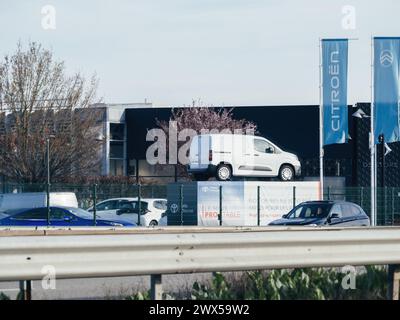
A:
[
  {"xmin": 327, "ymin": 213, "xmax": 341, "ymax": 223},
  {"xmin": 265, "ymin": 147, "xmax": 273, "ymax": 153},
  {"xmin": 282, "ymin": 214, "xmax": 287, "ymax": 219}
]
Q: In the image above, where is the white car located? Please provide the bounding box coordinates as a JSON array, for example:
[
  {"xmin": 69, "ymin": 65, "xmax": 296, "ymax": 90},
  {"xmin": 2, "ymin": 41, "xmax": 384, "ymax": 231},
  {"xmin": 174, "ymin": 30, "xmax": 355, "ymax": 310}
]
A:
[
  {"xmin": 158, "ymin": 211, "xmax": 168, "ymax": 226},
  {"xmin": 188, "ymin": 133, "xmax": 301, "ymax": 181},
  {"xmin": 87, "ymin": 198, "xmax": 167, "ymax": 226}
]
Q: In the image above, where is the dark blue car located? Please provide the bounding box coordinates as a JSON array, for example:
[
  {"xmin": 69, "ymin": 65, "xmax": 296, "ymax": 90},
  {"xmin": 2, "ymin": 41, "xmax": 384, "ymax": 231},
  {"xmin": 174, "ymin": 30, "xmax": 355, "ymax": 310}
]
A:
[
  {"xmin": 268, "ymin": 201, "xmax": 370, "ymax": 227},
  {"xmin": 0, "ymin": 206, "xmax": 135, "ymax": 227}
]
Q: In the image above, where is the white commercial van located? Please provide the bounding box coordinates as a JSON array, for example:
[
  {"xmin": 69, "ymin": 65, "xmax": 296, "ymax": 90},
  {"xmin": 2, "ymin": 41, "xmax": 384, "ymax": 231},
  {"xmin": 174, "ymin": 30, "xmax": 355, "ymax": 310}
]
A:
[
  {"xmin": 0, "ymin": 192, "xmax": 78, "ymax": 213},
  {"xmin": 188, "ymin": 134, "xmax": 301, "ymax": 181}
]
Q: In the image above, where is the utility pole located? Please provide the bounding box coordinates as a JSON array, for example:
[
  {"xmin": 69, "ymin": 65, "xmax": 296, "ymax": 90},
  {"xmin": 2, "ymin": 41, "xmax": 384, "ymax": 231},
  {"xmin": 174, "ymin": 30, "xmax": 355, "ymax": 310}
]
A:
[
  {"xmin": 46, "ymin": 135, "xmax": 55, "ymax": 226},
  {"xmin": 46, "ymin": 137, "xmax": 51, "ymax": 226},
  {"xmin": 379, "ymin": 134, "xmax": 385, "ymax": 225}
]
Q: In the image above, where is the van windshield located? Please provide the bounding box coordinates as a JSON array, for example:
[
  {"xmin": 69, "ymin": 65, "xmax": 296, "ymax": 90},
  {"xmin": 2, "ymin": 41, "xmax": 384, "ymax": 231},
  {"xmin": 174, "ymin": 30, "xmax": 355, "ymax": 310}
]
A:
[{"xmin": 286, "ymin": 203, "xmax": 332, "ymax": 219}]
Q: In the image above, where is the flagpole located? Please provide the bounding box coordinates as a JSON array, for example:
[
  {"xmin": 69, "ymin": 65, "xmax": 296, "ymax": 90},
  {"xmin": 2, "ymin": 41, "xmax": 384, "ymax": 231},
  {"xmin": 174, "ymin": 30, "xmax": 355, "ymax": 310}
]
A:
[
  {"xmin": 319, "ymin": 38, "xmax": 324, "ymax": 199},
  {"xmin": 370, "ymin": 36, "xmax": 376, "ymax": 226}
]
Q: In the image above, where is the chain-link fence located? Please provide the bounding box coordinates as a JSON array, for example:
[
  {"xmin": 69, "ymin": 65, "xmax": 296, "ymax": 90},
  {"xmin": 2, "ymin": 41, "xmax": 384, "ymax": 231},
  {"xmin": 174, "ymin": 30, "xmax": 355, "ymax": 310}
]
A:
[
  {"xmin": 324, "ymin": 186, "xmax": 400, "ymax": 226},
  {"xmin": 0, "ymin": 181, "xmax": 399, "ymax": 226},
  {"xmin": 0, "ymin": 182, "xmax": 167, "ymax": 210}
]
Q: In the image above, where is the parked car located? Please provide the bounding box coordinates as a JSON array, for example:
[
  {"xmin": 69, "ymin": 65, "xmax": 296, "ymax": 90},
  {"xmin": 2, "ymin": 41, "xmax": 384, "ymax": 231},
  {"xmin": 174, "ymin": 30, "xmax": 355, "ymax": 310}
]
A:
[
  {"xmin": 88, "ymin": 198, "xmax": 168, "ymax": 226},
  {"xmin": 0, "ymin": 192, "xmax": 78, "ymax": 213},
  {"xmin": 0, "ymin": 206, "xmax": 135, "ymax": 227},
  {"xmin": 268, "ymin": 201, "xmax": 370, "ymax": 227},
  {"xmin": 188, "ymin": 134, "xmax": 301, "ymax": 181}
]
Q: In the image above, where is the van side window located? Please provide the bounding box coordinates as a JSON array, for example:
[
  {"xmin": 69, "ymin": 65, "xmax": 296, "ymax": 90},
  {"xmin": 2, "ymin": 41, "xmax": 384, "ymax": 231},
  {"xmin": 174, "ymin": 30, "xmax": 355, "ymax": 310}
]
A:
[{"xmin": 254, "ymin": 139, "xmax": 274, "ymax": 154}]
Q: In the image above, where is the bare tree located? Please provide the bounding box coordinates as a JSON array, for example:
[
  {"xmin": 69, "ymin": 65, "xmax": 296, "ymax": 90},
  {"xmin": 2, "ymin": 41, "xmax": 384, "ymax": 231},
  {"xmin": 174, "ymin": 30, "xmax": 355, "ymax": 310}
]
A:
[{"xmin": 0, "ymin": 42, "xmax": 102, "ymax": 183}]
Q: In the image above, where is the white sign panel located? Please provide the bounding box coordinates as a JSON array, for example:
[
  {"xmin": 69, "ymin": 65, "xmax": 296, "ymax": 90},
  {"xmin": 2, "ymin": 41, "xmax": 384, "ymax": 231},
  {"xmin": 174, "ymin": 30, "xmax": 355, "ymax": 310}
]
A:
[{"xmin": 197, "ymin": 181, "xmax": 321, "ymax": 226}]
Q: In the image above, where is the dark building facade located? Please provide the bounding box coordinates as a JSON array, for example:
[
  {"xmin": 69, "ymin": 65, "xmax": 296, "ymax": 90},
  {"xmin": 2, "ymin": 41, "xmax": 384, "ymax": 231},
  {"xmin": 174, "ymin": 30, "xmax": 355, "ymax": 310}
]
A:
[
  {"xmin": 124, "ymin": 104, "xmax": 400, "ymax": 187},
  {"xmin": 352, "ymin": 103, "xmax": 400, "ymax": 188}
]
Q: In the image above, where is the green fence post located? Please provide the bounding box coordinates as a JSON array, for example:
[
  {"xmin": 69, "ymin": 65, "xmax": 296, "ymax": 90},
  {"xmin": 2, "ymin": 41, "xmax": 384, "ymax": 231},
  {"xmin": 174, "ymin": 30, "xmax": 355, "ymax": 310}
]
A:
[
  {"xmin": 257, "ymin": 186, "xmax": 260, "ymax": 226},
  {"xmin": 93, "ymin": 184, "xmax": 97, "ymax": 226},
  {"xmin": 219, "ymin": 185, "xmax": 223, "ymax": 226},
  {"xmin": 360, "ymin": 187, "xmax": 364, "ymax": 209},
  {"xmin": 384, "ymin": 187, "xmax": 388, "ymax": 225},
  {"xmin": 1, "ymin": 175, "xmax": 5, "ymax": 193},
  {"xmin": 179, "ymin": 184, "xmax": 184, "ymax": 226},
  {"xmin": 137, "ymin": 183, "xmax": 142, "ymax": 226},
  {"xmin": 392, "ymin": 187, "xmax": 395, "ymax": 226},
  {"xmin": 46, "ymin": 182, "xmax": 51, "ymax": 226},
  {"xmin": 292, "ymin": 186, "xmax": 296, "ymax": 208}
]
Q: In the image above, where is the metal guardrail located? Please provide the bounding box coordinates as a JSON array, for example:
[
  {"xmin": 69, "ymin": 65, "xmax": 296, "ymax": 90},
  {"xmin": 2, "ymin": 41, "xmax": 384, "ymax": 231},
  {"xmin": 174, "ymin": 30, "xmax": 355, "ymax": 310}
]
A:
[{"xmin": 0, "ymin": 226, "xmax": 400, "ymax": 299}]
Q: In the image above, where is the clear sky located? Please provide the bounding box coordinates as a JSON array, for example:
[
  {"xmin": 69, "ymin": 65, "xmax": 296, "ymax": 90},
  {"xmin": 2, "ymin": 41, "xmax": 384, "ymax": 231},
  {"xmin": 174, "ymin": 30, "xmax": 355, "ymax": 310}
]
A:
[{"xmin": 1, "ymin": 0, "xmax": 399, "ymax": 106}]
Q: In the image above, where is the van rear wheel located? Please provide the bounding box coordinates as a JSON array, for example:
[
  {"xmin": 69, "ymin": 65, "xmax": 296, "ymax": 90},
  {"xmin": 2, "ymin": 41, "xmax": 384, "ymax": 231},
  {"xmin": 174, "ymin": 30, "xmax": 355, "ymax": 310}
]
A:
[
  {"xmin": 279, "ymin": 165, "xmax": 294, "ymax": 181},
  {"xmin": 216, "ymin": 164, "xmax": 232, "ymax": 181}
]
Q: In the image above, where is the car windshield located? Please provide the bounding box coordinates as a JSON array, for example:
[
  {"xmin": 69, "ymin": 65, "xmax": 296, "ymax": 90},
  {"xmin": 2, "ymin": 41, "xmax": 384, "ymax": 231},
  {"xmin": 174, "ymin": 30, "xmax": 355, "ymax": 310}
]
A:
[
  {"xmin": 68, "ymin": 207, "xmax": 94, "ymax": 220},
  {"xmin": 286, "ymin": 203, "xmax": 332, "ymax": 219}
]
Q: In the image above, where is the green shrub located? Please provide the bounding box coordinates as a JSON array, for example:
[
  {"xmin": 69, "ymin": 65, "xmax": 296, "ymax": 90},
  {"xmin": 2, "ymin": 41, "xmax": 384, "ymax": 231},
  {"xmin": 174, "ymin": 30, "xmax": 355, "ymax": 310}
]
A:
[
  {"xmin": 126, "ymin": 290, "xmax": 151, "ymax": 300},
  {"xmin": 192, "ymin": 272, "xmax": 234, "ymax": 300},
  {"xmin": 192, "ymin": 266, "xmax": 387, "ymax": 300}
]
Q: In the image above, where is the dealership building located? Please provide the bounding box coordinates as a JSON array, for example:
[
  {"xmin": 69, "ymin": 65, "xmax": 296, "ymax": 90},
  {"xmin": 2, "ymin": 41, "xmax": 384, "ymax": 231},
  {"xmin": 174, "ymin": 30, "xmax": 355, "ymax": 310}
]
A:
[{"xmin": 95, "ymin": 102, "xmax": 400, "ymax": 188}]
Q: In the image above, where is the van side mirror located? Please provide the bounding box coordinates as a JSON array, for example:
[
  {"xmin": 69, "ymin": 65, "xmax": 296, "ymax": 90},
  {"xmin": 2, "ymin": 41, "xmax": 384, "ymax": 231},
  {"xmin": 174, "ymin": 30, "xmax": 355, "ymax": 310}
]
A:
[
  {"xmin": 266, "ymin": 147, "xmax": 274, "ymax": 154},
  {"xmin": 282, "ymin": 214, "xmax": 287, "ymax": 218}
]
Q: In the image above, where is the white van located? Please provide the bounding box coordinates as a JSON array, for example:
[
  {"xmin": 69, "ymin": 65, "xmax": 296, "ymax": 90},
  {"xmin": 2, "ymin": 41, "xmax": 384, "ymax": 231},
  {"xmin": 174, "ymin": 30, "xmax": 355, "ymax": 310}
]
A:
[
  {"xmin": 0, "ymin": 192, "xmax": 78, "ymax": 213},
  {"xmin": 188, "ymin": 134, "xmax": 301, "ymax": 181}
]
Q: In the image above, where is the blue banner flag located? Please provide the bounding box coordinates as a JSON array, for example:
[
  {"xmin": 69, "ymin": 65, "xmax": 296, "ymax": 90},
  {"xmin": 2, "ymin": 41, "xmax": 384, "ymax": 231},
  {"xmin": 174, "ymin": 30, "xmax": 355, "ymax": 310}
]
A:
[
  {"xmin": 322, "ymin": 39, "xmax": 348, "ymax": 146},
  {"xmin": 374, "ymin": 37, "xmax": 400, "ymax": 144}
]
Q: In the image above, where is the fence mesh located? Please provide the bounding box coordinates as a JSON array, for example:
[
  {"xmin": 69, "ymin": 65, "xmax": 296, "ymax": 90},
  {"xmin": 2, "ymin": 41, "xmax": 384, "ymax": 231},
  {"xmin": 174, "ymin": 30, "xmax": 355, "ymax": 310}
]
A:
[{"xmin": 0, "ymin": 181, "xmax": 398, "ymax": 226}]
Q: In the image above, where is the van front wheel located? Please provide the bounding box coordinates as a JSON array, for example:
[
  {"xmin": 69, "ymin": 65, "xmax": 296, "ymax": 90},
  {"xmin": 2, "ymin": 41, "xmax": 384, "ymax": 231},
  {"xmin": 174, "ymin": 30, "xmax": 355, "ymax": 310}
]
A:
[
  {"xmin": 216, "ymin": 164, "xmax": 232, "ymax": 181},
  {"xmin": 279, "ymin": 165, "xmax": 294, "ymax": 181}
]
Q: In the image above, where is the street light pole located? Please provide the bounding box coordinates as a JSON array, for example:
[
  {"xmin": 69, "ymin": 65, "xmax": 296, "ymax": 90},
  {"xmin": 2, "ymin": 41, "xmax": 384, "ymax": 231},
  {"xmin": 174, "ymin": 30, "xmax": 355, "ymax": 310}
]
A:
[
  {"xmin": 379, "ymin": 134, "xmax": 385, "ymax": 225},
  {"xmin": 46, "ymin": 137, "xmax": 51, "ymax": 226}
]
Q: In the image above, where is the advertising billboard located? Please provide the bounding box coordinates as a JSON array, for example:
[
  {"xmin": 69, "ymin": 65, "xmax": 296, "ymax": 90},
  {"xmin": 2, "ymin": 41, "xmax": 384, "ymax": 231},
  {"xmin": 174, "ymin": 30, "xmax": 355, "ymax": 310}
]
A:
[{"xmin": 167, "ymin": 181, "xmax": 321, "ymax": 226}]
